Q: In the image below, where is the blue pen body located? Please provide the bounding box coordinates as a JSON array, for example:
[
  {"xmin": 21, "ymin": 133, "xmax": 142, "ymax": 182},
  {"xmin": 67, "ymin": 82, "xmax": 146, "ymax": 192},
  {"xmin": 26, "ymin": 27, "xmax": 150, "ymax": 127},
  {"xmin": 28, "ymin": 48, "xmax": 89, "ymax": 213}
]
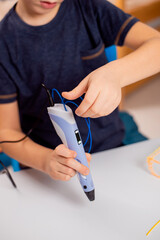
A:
[{"xmin": 47, "ymin": 104, "xmax": 95, "ymax": 201}]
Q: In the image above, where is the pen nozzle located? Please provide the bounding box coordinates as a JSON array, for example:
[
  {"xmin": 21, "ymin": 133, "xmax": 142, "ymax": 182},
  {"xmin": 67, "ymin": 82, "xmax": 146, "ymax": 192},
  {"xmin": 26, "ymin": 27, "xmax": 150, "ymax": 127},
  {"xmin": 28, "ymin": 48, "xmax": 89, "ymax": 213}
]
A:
[{"xmin": 85, "ymin": 190, "xmax": 95, "ymax": 201}]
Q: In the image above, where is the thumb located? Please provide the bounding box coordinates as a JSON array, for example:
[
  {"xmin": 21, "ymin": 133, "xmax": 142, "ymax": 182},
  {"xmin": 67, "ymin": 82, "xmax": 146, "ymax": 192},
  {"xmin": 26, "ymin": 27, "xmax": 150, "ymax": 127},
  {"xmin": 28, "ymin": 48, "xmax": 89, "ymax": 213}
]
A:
[{"xmin": 62, "ymin": 76, "xmax": 89, "ymax": 100}]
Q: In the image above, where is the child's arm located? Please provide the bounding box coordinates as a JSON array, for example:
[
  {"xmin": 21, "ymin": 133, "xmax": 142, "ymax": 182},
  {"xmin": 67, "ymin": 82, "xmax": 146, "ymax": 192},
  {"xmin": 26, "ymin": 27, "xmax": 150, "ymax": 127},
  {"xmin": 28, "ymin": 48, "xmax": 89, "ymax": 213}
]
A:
[
  {"xmin": 0, "ymin": 101, "xmax": 90, "ymax": 180},
  {"xmin": 62, "ymin": 22, "xmax": 160, "ymax": 118}
]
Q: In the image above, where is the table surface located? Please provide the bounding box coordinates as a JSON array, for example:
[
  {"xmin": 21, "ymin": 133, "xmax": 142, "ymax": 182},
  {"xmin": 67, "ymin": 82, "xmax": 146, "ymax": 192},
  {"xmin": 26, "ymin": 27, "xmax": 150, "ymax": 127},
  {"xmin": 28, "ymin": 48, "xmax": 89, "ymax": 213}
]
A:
[{"xmin": 0, "ymin": 138, "xmax": 160, "ymax": 240}]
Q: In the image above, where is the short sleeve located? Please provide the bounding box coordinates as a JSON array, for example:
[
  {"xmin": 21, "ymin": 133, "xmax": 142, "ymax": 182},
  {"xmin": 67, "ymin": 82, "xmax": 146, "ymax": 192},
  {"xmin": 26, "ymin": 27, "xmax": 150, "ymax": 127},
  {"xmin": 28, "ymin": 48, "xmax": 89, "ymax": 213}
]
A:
[
  {"xmin": 0, "ymin": 64, "xmax": 17, "ymax": 104},
  {"xmin": 93, "ymin": 0, "xmax": 139, "ymax": 47}
]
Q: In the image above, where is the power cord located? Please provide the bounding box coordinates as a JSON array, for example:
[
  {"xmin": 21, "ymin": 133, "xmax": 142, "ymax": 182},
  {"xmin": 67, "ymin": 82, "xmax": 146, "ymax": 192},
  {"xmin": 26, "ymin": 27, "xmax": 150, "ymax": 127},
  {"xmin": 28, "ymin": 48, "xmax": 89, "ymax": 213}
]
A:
[{"xmin": 0, "ymin": 99, "xmax": 47, "ymax": 144}]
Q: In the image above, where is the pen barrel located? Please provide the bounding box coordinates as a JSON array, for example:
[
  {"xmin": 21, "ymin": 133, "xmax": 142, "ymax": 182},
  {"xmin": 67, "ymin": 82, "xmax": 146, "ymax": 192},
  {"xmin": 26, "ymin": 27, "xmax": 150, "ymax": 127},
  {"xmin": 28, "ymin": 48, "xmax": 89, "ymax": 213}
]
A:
[{"xmin": 47, "ymin": 104, "xmax": 94, "ymax": 193}]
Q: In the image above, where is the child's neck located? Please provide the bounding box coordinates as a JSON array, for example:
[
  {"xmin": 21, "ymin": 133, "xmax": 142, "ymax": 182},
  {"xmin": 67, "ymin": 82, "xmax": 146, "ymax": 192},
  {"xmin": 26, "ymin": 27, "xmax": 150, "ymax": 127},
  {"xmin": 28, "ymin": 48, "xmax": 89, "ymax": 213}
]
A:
[{"xmin": 16, "ymin": 2, "xmax": 61, "ymax": 26}]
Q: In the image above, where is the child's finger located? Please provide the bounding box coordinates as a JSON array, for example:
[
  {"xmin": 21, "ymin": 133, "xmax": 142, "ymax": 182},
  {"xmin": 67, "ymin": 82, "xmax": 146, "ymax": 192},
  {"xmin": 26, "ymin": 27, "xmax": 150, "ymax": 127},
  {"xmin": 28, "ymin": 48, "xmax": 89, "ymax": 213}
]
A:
[
  {"xmin": 85, "ymin": 153, "xmax": 91, "ymax": 167},
  {"xmin": 81, "ymin": 92, "xmax": 104, "ymax": 118},
  {"xmin": 59, "ymin": 157, "xmax": 89, "ymax": 176},
  {"xmin": 75, "ymin": 83, "xmax": 99, "ymax": 117},
  {"xmin": 58, "ymin": 163, "xmax": 76, "ymax": 177},
  {"xmin": 55, "ymin": 144, "xmax": 77, "ymax": 158},
  {"xmin": 50, "ymin": 171, "xmax": 71, "ymax": 181},
  {"xmin": 62, "ymin": 76, "xmax": 88, "ymax": 100}
]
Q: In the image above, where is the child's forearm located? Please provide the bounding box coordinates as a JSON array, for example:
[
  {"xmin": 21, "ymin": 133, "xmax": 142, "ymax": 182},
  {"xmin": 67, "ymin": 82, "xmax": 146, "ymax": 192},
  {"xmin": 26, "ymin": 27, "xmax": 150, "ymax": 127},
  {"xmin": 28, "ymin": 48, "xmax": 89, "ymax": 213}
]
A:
[
  {"xmin": 113, "ymin": 38, "xmax": 160, "ymax": 88},
  {"xmin": 0, "ymin": 129, "xmax": 52, "ymax": 172}
]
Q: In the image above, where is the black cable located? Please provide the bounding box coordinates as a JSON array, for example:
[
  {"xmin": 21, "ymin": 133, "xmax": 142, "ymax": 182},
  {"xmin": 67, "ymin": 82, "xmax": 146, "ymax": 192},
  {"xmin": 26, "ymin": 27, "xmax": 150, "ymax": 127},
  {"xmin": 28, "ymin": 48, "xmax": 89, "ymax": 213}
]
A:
[
  {"xmin": 0, "ymin": 98, "xmax": 48, "ymax": 144},
  {"xmin": 0, "ymin": 160, "xmax": 17, "ymax": 188},
  {"xmin": 0, "ymin": 128, "xmax": 33, "ymax": 144},
  {"xmin": 0, "ymin": 84, "xmax": 53, "ymax": 145}
]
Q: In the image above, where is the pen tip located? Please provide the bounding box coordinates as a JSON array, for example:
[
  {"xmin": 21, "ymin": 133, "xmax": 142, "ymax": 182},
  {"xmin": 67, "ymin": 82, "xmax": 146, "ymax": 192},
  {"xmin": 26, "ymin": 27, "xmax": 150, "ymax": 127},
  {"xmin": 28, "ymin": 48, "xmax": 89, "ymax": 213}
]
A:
[{"xmin": 85, "ymin": 190, "xmax": 95, "ymax": 201}]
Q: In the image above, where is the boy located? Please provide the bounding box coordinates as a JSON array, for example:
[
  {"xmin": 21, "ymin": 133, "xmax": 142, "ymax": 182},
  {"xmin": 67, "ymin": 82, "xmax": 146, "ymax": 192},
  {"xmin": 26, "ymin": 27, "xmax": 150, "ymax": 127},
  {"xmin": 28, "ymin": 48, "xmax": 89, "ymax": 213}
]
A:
[{"xmin": 0, "ymin": 0, "xmax": 160, "ymax": 182}]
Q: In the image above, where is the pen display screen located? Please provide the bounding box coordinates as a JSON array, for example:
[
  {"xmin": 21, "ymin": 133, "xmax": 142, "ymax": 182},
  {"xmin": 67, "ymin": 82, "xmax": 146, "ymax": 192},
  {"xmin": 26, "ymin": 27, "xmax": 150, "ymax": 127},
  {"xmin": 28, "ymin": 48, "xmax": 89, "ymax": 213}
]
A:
[{"xmin": 75, "ymin": 130, "xmax": 81, "ymax": 145}]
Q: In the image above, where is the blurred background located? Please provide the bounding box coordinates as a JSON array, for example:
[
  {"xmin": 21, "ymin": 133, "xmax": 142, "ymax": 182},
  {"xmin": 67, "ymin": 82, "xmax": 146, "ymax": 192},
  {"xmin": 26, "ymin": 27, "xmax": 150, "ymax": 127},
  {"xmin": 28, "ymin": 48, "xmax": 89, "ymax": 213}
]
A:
[{"xmin": 0, "ymin": 0, "xmax": 160, "ymax": 140}]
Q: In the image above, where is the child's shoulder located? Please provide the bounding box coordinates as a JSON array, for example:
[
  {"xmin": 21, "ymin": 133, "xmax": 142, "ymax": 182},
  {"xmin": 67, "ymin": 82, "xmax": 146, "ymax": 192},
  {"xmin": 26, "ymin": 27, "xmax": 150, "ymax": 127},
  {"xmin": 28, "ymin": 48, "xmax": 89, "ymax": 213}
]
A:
[
  {"xmin": 0, "ymin": 7, "xmax": 16, "ymax": 51},
  {"xmin": 0, "ymin": 7, "xmax": 15, "ymax": 35}
]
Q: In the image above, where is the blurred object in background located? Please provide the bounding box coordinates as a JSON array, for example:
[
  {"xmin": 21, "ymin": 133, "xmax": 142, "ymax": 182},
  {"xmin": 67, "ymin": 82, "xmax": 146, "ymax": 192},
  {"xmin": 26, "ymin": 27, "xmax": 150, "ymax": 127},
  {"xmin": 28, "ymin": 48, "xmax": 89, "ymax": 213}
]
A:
[
  {"xmin": 108, "ymin": 0, "xmax": 160, "ymax": 98},
  {"xmin": 123, "ymin": 74, "xmax": 160, "ymax": 139},
  {"xmin": 109, "ymin": 0, "xmax": 160, "ymax": 11},
  {"xmin": 108, "ymin": 0, "xmax": 160, "ymax": 29},
  {"xmin": 111, "ymin": 0, "xmax": 160, "ymax": 139}
]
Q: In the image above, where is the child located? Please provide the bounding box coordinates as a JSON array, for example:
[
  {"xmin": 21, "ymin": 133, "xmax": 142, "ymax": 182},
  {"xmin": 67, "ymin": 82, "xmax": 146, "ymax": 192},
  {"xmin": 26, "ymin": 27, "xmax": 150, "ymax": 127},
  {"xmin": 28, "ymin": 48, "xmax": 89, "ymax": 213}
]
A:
[{"xmin": 0, "ymin": 0, "xmax": 159, "ymax": 182}]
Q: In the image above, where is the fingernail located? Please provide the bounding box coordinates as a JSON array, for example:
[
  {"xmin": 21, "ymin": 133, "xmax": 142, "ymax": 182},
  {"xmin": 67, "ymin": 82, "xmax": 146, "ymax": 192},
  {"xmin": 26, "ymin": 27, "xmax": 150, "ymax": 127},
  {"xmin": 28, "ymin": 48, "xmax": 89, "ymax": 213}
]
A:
[{"xmin": 76, "ymin": 110, "xmax": 80, "ymax": 116}]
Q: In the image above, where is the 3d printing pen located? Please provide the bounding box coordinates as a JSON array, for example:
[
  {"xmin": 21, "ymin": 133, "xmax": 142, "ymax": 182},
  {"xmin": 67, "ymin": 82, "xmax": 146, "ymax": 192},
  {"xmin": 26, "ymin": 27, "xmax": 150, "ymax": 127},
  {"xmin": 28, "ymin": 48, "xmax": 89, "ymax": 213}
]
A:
[{"xmin": 42, "ymin": 84, "xmax": 95, "ymax": 201}]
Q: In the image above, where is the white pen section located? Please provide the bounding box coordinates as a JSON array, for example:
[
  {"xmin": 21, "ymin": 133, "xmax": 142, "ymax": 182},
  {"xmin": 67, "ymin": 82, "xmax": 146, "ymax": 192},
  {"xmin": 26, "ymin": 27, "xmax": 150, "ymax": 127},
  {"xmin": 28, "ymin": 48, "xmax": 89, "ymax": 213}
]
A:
[
  {"xmin": 47, "ymin": 104, "xmax": 75, "ymax": 124},
  {"xmin": 47, "ymin": 104, "xmax": 76, "ymax": 147}
]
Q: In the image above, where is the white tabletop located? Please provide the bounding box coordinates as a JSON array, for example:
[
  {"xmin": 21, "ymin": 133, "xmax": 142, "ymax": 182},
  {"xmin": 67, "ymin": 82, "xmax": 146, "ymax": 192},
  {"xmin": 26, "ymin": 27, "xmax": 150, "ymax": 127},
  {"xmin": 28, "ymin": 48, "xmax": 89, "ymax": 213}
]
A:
[{"xmin": 0, "ymin": 138, "xmax": 160, "ymax": 240}]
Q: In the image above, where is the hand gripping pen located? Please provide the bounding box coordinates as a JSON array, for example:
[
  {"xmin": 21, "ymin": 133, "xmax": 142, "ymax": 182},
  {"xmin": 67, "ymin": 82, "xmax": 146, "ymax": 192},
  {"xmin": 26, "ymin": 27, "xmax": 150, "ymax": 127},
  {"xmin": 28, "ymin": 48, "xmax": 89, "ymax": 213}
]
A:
[{"xmin": 42, "ymin": 84, "xmax": 95, "ymax": 201}]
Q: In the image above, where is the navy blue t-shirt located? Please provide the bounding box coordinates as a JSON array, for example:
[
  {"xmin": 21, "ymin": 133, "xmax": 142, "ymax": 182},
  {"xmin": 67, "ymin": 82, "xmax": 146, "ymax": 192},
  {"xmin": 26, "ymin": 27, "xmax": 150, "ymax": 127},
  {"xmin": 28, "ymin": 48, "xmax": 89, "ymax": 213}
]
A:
[{"xmin": 0, "ymin": 0, "xmax": 139, "ymax": 152}]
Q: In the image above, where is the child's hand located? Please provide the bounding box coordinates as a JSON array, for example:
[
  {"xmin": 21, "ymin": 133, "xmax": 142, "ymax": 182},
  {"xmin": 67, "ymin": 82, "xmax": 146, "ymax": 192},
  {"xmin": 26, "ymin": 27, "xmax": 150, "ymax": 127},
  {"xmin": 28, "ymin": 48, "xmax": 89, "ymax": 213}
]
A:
[
  {"xmin": 45, "ymin": 144, "xmax": 91, "ymax": 181},
  {"xmin": 62, "ymin": 63, "xmax": 121, "ymax": 118}
]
